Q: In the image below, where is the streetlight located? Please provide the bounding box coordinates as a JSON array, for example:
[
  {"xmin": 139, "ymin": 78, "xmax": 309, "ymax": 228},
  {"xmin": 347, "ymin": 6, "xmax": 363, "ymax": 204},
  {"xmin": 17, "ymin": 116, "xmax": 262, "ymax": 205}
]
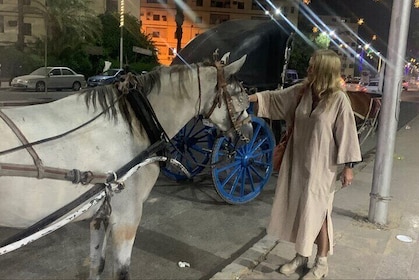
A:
[{"xmin": 119, "ymin": 0, "xmax": 124, "ymax": 69}]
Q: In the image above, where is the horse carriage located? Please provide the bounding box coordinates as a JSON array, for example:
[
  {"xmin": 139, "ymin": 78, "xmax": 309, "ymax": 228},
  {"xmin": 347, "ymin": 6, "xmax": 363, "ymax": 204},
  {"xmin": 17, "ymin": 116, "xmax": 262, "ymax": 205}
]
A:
[
  {"xmin": 347, "ymin": 90, "xmax": 381, "ymax": 146},
  {"xmin": 162, "ymin": 19, "xmax": 294, "ymax": 204},
  {"xmin": 0, "ymin": 18, "xmax": 380, "ymax": 279}
]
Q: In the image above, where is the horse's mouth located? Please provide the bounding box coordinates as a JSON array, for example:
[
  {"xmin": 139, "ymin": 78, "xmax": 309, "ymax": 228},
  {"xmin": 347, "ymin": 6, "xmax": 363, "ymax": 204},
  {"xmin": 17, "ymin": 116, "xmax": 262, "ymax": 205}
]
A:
[
  {"xmin": 224, "ymin": 115, "xmax": 253, "ymax": 143},
  {"xmin": 240, "ymin": 121, "xmax": 253, "ymax": 142}
]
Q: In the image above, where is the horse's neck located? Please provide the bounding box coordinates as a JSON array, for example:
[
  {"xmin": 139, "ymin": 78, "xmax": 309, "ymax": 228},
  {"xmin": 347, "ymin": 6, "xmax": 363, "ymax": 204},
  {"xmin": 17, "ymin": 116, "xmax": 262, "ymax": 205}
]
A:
[{"xmin": 148, "ymin": 66, "xmax": 216, "ymax": 139}]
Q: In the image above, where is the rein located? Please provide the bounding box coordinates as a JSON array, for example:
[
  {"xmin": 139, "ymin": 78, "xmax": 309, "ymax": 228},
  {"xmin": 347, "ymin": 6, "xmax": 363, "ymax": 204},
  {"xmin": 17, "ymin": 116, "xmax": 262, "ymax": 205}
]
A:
[{"xmin": 204, "ymin": 61, "xmax": 251, "ymax": 142}]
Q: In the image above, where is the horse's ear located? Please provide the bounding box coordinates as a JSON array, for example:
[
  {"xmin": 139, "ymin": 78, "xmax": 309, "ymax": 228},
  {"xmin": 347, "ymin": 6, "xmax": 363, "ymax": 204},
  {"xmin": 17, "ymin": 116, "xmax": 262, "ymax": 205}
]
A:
[
  {"xmin": 221, "ymin": 52, "xmax": 230, "ymax": 64},
  {"xmin": 223, "ymin": 55, "xmax": 247, "ymax": 77}
]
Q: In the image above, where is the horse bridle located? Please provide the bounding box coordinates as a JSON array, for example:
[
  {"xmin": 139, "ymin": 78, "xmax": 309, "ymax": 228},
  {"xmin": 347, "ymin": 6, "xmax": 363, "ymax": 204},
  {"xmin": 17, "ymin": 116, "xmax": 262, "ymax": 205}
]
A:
[{"xmin": 202, "ymin": 61, "xmax": 251, "ymax": 142}]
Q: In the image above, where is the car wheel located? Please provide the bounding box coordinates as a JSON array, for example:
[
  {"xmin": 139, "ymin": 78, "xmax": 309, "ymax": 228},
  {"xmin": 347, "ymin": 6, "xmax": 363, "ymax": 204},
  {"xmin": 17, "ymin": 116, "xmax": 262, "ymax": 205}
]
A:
[
  {"xmin": 72, "ymin": 81, "xmax": 81, "ymax": 91},
  {"xmin": 36, "ymin": 81, "xmax": 46, "ymax": 92}
]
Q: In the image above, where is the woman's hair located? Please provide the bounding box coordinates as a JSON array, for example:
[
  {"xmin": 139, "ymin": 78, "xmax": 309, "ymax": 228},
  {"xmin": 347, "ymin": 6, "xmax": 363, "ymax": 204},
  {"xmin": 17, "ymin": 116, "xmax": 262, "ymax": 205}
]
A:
[{"xmin": 304, "ymin": 49, "xmax": 345, "ymax": 101}]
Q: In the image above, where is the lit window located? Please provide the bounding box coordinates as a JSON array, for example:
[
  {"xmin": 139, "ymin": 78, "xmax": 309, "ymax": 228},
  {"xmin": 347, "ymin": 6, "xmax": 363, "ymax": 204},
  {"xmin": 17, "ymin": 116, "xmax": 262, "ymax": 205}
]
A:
[{"xmin": 209, "ymin": 13, "xmax": 230, "ymax": 24}]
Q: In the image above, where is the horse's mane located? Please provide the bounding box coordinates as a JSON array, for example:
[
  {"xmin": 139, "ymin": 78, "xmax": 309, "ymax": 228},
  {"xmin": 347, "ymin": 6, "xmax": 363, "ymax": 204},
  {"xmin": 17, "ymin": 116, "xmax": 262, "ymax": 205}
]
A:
[{"xmin": 81, "ymin": 63, "xmax": 202, "ymax": 133}]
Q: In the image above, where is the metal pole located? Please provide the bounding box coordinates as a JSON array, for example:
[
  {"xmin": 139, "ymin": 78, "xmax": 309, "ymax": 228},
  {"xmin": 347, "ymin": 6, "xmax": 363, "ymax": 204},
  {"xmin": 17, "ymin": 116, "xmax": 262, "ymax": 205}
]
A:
[
  {"xmin": 44, "ymin": 10, "xmax": 48, "ymax": 94},
  {"xmin": 377, "ymin": 55, "xmax": 382, "ymax": 73},
  {"xmin": 368, "ymin": 0, "xmax": 412, "ymax": 225},
  {"xmin": 119, "ymin": 0, "xmax": 124, "ymax": 69},
  {"xmin": 120, "ymin": 28, "xmax": 123, "ymax": 69}
]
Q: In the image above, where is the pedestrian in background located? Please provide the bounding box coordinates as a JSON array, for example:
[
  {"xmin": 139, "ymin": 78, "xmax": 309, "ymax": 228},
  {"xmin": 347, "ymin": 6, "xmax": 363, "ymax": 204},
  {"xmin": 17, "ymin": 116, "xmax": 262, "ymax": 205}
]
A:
[{"xmin": 248, "ymin": 49, "xmax": 362, "ymax": 279}]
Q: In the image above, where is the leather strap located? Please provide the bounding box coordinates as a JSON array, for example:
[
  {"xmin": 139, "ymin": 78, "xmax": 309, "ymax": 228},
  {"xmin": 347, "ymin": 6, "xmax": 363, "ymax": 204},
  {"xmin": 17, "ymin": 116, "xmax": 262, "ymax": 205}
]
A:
[{"xmin": 0, "ymin": 109, "xmax": 45, "ymax": 178}]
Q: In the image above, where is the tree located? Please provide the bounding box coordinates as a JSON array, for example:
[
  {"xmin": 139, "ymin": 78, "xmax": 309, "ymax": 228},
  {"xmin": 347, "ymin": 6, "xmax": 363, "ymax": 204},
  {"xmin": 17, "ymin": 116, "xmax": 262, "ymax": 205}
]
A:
[
  {"xmin": 25, "ymin": 0, "xmax": 102, "ymax": 72},
  {"xmin": 288, "ymin": 36, "xmax": 315, "ymax": 78},
  {"xmin": 314, "ymin": 33, "xmax": 331, "ymax": 49},
  {"xmin": 40, "ymin": 0, "xmax": 101, "ymax": 55},
  {"xmin": 175, "ymin": 3, "xmax": 184, "ymax": 52},
  {"xmin": 99, "ymin": 13, "xmax": 158, "ymax": 71}
]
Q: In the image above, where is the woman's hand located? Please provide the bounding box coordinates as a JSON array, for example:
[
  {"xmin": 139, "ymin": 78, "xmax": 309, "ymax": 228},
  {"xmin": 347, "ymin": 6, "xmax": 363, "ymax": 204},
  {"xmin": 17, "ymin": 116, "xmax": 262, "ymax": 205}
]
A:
[
  {"xmin": 248, "ymin": 94, "xmax": 258, "ymax": 103},
  {"xmin": 340, "ymin": 166, "xmax": 354, "ymax": 187}
]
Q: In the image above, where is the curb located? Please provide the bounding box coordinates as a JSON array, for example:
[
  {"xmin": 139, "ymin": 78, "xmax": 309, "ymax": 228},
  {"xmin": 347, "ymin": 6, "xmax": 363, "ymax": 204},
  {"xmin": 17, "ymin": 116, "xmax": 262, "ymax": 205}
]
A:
[{"xmin": 210, "ymin": 235, "xmax": 278, "ymax": 280}]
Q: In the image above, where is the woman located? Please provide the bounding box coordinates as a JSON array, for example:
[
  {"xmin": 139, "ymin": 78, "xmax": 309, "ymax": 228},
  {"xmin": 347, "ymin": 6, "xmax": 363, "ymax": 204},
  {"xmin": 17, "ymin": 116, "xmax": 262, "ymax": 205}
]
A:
[{"xmin": 248, "ymin": 49, "xmax": 362, "ymax": 279}]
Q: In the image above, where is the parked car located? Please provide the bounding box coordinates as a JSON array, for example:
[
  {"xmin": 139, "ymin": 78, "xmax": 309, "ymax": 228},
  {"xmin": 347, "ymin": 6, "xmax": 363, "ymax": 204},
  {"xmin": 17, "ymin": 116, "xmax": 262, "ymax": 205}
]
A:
[
  {"xmin": 10, "ymin": 67, "xmax": 86, "ymax": 92},
  {"xmin": 365, "ymin": 80, "xmax": 381, "ymax": 95},
  {"xmin": 87, "ymin": 68, "xmax": 126, "ymax": 87},
  {"xmin": 402, "ymin": 78, "xmax": 419, "ymax": 91},
  {"xmin": 402, "ymin": 80, "xmax": 408, "ymax": 90}
]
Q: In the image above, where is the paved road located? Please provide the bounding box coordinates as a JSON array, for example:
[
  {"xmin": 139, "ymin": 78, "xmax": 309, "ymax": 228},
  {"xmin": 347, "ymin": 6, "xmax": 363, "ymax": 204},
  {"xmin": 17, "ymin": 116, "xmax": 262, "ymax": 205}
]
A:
[{"xmin": 0, "ymin": 87, "xmax": 418, "ymax": 279}]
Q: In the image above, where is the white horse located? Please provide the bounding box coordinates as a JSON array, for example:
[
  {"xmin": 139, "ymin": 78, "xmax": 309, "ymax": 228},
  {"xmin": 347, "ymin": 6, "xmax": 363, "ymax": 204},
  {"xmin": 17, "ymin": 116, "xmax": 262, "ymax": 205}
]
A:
[{"xmin": 0, "ymin": 55, "xmax": 251, "ymax": 279}]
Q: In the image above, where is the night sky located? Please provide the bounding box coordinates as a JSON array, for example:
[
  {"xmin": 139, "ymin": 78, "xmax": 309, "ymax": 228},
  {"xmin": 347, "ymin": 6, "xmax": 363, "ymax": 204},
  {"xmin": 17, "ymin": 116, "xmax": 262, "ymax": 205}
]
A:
[{"xmin": 308, "ymin": 0, "xmax": 418, "ymax": 55}]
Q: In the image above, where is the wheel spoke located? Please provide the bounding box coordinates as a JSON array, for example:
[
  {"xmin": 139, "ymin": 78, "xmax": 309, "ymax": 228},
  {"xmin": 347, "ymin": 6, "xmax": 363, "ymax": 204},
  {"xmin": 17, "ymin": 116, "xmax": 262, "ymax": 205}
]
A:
[{"xmin": 211, "ymin": 116, "xmax": 275, "ymax": 204}]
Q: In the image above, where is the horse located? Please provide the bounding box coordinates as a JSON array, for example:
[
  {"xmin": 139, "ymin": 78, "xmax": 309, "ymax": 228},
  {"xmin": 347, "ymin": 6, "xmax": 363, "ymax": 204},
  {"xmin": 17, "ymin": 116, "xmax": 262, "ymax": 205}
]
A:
[
  {"xmin": 347, "ymin": 91, "xmax": 381, "ymax": 145},
  {"xmin": 0, "ymin": 54, "xmax": 252, "ymax": 279}
]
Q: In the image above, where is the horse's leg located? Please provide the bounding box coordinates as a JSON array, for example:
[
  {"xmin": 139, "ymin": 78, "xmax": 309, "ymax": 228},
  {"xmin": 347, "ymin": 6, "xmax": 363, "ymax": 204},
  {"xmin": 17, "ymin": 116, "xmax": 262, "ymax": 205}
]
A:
[
  {"xmin": 89, "ymin": 218, "xmax": 110, "ymax": 280},
  {"xmin": 110, "ymin": 165, "xmax": 160, "ymax": 280},
  {"xmin": 111, "ymin": 218, "xmax": 141, "ymax": 280}
]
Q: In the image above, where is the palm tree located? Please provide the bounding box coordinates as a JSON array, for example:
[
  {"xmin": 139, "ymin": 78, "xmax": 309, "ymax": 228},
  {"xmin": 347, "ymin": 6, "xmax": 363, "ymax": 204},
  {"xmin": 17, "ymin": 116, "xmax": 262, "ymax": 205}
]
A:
[{"xmin": 30, "ymin": 0, "xmax": 102, "ymax": 58}]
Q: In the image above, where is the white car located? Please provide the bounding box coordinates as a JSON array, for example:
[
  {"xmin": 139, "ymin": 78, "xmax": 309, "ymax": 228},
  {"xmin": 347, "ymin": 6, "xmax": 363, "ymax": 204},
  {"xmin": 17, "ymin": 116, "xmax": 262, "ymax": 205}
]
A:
[
  {"xmin": 365, "ymin": 80, "xmax": 381, "ymax": 95},
  {"xmin": 345, "ymin": 79, "xmax": 366, "ymax": 92},
  {"xmin": 11, "ymin": 67, "xmax": 86, "ymax": 92}
]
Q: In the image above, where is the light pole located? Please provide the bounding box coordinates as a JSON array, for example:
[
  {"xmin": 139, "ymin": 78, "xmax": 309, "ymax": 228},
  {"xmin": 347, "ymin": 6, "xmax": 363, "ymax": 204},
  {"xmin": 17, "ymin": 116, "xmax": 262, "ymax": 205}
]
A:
[
  {"xmin": 119, "ymin": 0, "xmax": 124, "ymax": 69},
  {"xmin": 377, "ymin": 52, "xmax": 382, "ymax": 73}
]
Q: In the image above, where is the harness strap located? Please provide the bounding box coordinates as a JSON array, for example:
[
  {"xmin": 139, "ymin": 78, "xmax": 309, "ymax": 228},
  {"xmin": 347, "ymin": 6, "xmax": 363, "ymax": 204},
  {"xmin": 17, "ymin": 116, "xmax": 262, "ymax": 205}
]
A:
[
  {"xmin": 205, "ymin": 63, "xmax": 225, "ymax": 119},
  {"xmin": 0, "ymin": 109, "xmax": 45, "ymax": 178},
  {"xmin": 210, "ymin": 61, "xmax": 248, "ymax": 140},
  {"xmin": 0, "ymin": 162, "xmax": 108, "ymax": 184},
  {"xmin": 126, "ymin": 89, "xmax": 167, "ymax": 147},
  {"xmin": 0, "ymin": 183, "xmax": 107, "ymax": 249}
]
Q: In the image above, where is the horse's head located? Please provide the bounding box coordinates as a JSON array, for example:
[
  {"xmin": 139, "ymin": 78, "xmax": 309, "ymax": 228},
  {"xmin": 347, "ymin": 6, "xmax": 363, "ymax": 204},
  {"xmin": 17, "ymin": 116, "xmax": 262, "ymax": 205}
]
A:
[{"xmin": 203, "ymin": 55, "xmax": 253, "ymax": 142}]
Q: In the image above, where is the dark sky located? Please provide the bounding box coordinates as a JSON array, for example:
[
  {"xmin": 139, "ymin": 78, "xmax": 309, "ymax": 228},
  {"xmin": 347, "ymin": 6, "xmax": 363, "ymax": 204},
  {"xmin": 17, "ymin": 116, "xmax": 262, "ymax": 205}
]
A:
[{"xmin": 308, "ymin": 0, "xmax": 418, "ymax": 54}]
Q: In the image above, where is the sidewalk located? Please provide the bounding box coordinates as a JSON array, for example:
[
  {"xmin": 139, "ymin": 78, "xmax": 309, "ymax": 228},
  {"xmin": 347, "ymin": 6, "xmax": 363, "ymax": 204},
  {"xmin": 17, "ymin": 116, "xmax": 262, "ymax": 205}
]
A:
[
  {"xmin": 0, "ymin": 81, "xmax": 10, "ymax": 89},
  {"xmin": 212, "ymin": 116, "xmax": 419, "ymax": 279}
]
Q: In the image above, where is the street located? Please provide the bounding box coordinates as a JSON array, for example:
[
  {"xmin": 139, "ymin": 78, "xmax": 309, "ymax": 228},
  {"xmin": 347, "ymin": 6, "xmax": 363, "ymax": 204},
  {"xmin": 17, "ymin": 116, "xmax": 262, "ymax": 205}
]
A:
[{"xmin": 0, "ymin": 87, "xmax": 418, "ymax": 279}]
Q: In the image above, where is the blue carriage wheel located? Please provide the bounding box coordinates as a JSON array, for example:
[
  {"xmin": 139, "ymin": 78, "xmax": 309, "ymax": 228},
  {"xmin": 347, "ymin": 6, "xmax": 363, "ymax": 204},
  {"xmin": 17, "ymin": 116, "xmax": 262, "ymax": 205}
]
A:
[
  {"xmin": 162, "ymin": 116, "xmax": 216, "ymax": 181},
  {"xmin": 211, "ymin": 116, "xmax": 275, "ymax": 204}
]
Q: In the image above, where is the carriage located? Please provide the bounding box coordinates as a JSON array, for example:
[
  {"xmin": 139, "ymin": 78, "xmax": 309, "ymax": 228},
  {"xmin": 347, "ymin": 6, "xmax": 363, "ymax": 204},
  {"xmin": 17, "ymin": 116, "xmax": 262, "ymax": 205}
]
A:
[{"xmin": 161, "ymin": 19, "xmax": 294, "ymax": 204}]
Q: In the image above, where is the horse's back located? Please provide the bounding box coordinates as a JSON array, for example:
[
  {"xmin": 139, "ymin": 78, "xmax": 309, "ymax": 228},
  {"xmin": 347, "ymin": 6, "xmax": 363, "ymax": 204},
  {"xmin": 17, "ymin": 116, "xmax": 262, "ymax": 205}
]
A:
[{"xmin": 0, "ymin": 93, "xmax": 152, "ymax": 228}]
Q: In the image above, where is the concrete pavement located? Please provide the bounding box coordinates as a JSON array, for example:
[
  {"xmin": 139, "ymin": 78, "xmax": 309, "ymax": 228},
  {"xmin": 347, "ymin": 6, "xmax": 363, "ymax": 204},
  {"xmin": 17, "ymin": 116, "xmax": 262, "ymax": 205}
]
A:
[{"xmin": 211, "ymin": 116, "xmax": 419, "ymax": 280}]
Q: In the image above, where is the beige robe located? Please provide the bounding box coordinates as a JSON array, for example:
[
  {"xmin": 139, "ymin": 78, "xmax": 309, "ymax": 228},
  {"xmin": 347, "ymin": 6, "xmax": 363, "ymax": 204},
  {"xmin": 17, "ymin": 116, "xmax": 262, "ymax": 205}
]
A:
[{"xmin": 256, "ymin": 83, "xmax": 362, "ymax": 257}]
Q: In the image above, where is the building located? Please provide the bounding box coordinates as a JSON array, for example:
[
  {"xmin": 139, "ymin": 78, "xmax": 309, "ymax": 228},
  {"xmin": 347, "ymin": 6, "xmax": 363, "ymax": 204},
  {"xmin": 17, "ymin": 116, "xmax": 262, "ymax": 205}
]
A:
[
  {"xmin": 0, "ymin": 0, "xmax": 138, "ymax": 48},
  {"xmin": 0, "ymin": 0, "xmax": 45, "ymax": 47},
  {"xmin": 316, "ymin": 15, "xmax": 361, "ymax": 78},
  {"xmin": 140, "ymin": 0, "xmax": 300, "ymax": 65}
]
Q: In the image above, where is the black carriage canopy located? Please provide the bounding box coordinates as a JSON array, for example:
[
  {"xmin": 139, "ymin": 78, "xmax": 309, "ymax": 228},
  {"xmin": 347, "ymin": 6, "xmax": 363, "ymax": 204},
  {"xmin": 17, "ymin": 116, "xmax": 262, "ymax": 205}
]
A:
[{"xmin": 172, "ymin": 19, "xmax": 293, "ymax": 90}]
